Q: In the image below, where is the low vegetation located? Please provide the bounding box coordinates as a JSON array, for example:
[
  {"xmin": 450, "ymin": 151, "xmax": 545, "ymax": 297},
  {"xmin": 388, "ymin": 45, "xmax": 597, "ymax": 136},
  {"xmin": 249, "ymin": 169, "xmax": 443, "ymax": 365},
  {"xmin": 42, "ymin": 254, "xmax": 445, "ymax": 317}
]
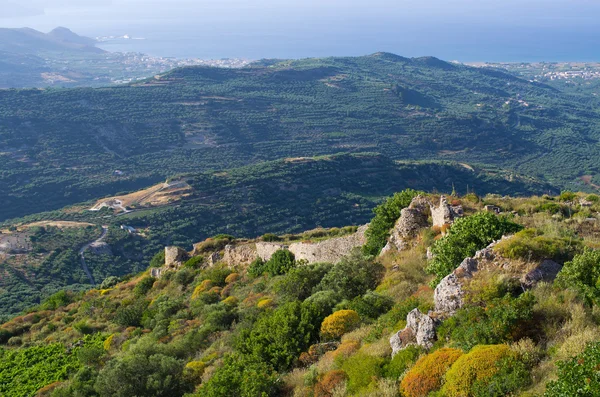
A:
[{"xmin": 0, "ymin": 190, "xmax": 600, "ymax": 396}]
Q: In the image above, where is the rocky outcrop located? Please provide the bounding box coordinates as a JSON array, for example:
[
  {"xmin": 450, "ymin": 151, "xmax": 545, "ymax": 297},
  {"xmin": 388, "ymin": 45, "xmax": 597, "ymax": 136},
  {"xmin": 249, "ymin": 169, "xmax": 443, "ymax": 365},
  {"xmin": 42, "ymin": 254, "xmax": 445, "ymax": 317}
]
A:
[
  {"xmin": 390, "ymin": 309, "xmax": 438, "ymax": 356},
  {"xmin": 382, "ymin": 195, "xmax": 463, "ymax": 255},
  {"xmin": 164, "ymin": 246, "xmax": 188, "ymax": 269},
  {"xmin": 222, "ymin": 244, "xmax": 258, "ymax": 266},
  {"xmin": 431, "ymin": 195, "xmax": 463, "ymax": 228},
  {"xmin": 434, "ymin": 243, "xmax": 497, "ymax": 315},
  {"xmin": 521, "ymin": 259, "xmax": 562, "ymax": 289},
  {"xmin": 391, "ymin": 235, "xmax": 565, "ymax": 354},
  {"xmin": 256, "ymin": 242, "xmax": 288, "ymax": 261}
]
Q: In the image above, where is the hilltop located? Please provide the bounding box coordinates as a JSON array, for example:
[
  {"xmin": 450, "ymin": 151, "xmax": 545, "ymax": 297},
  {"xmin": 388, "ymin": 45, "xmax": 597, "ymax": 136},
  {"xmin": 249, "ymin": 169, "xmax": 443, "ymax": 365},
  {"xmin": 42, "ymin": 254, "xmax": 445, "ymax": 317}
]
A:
[
  {"xmin": 2, "ymin": 52, "xmax": 600, "ymax": 221},
  {"xmin": 0, "ymin": 153, "xmax": 553, "ymax": 320},
  {"xmin": 2, "ymin": 189, "xmax": 600, "ymax": 396},
  {"xmin": 0, "ymin": 27, "xmax": 101, "ymax": 55}
]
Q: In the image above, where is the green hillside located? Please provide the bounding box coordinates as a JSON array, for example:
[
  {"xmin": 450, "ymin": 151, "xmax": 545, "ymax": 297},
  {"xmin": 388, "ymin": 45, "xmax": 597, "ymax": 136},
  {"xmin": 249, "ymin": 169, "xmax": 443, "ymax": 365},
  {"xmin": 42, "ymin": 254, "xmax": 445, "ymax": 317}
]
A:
[
  {"xmin": 2, "ymin": 189, "xmax": 600, "ymax": 396},
  {"xmin": 2, "ymin": 53, "xmax": 599, "ymax": 221},
  {"xmin": 0, "ymin": 153, "xmax": 552, "ymax": 321}
]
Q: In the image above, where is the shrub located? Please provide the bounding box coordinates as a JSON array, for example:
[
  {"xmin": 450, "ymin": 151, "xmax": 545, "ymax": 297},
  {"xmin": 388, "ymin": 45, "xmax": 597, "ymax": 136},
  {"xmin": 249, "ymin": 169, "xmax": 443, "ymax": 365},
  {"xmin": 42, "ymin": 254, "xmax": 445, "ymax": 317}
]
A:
[
  {"xmin": 559, "ymin": 190, "xmax": 577, "ymax": 202},
  {"xmin": 317, "ymin": 251, "xmax": 385, "ymax": 300},
  {"xmin": 183, "ymin": 361, "xmax": 206, "ymax": 384},
  {"xmin": 320, "ymin": 310, "xmax": 361, "ymax": 340},
  {"xmin": 363, "ymin": 189, "xmax": 421, "ymax": 256},
  {"xmin": 183, "ymin": 256, "xmax": 204, "ymax": 269},
  {"xmin": 225, "ymin": 273, "xmax": 240, "ymax": 284},
  {"xmin": 586, "ymin": 194, "xmax": 600, "ymax": 203},
  {"xmin": 314, "ymin": 370, "xmax": 348, "ymax": 397},
  {"xmin": 114, "ymin": 301, "xmax": 146, "ymax": 327},
  {"xmin": 427, "ymin": 212, "xmax": 522, "ymax": 285},
  {"xmin": 442, "ymin": 344, "xmax": 519, "ymax": 397},
  {"xmin": 248, "ymin": 257, "xmax": 267, "ymax": 277},
  {"xmin": 336, "ymin": 291, "xmax": 394, "ymax": 320},
  {"xmin": 200, "ymin": 267, "xmax": 232, "ymax": 286},
  {"xmin": 238, "ymin": 301, "xmax": 321, "ymax": 371},
  {"xmin": 72, "ymin": 320, "xmax": 95, "ymax": 335},
  {"xmin": 262, "ymin": 233, "xmax": 282, "ymax": 242},
  {"xmin": 556, "ymin": 248, "xmax": 600, "ymax": 305},
  {"xmin": 400, "ymin": 348, "xmax": 463, "ymax": 397},
  {"xmin": 173, "ymin": 268, "xmax": 195, "ymax": 286},
  {"xmin": 494, "ymin": 229, "xmax": 580, "ymax": 263},
  {"xmin": 150, "ymin": 250, "xmax": 165, "ymax": 268},
  {"xmin": 341, "ymin": 353, "xmax": 386, "ymax": 394},
  {"xmin": 134, "ymin": 276, "xmax": 155, "ymax": 297},
  {"xmin": 100, "ymin": 276, "xmax": 119, "ymax": 289},
  {"xmin": 436, "ymin": 292, "xmax": 535, "ymax": 351},
  {"xmin": 265, "ymin": 249, "xmax": 296, "ymax": 276},
  {"xmin": 40, "ymin": 290, "xmax": 74, "ymax": 310},
  {"xmin": 304, "ymin": 290, "xmax": 342, "ymax": 316},
  {"xmin": 275, "ymin": 263, "xmax": 333, "ymax": 301},
  {"xmin": 94, "ymin": 351, "xmax": 192, "ymax": 397},
  {"xmin": 545, "ymin": 341, "xmax": 600, "ymax": 396},
  {"xmin": 471, "ymin": 355, "xmax": 530, "ymax": 397},
  {"xmin": 383, "ymin": 344, "xmax": 421, "ymax": 379},
  {"xmin": 200, "ymin": 353, "xmax": 279, "ymax": 397}
]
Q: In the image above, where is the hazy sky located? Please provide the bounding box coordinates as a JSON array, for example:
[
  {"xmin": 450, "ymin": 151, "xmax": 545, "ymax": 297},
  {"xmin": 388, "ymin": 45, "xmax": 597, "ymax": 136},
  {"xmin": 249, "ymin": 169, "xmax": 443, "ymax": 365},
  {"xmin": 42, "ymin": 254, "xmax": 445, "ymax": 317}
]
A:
[{"xmin": 2, "ymin": 0, "xmax": 599, "ymax": 60}]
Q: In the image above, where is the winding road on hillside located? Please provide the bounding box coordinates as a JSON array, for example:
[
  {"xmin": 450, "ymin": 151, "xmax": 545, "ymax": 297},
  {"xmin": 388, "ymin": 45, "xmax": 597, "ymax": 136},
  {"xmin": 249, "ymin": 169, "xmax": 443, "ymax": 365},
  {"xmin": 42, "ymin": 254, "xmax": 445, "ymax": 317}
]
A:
[{"xmin": 79, "ymin": 225, "xmax": 108, "ymax": 285}]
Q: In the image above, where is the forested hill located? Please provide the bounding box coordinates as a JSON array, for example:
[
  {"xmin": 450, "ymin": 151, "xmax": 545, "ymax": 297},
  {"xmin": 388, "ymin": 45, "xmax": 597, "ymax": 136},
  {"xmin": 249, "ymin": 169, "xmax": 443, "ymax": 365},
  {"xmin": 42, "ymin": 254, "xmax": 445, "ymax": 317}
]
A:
[
  {"xmin": 0, "ymin": 153, "xmax": 552, "ymax": 320},
  {"xmin": 2, "ymin": 52, "xmax": 599, "ymax": 221}
]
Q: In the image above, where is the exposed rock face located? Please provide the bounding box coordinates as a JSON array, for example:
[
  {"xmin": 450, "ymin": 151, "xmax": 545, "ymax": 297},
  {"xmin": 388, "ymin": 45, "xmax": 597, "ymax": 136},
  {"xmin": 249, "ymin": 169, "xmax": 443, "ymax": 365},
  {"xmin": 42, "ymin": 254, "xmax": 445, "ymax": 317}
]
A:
[
  {"xmin": 521, "ymin": 259, "xmax": 562, "ymax": 289},
  {"xmin": 431, "ymin": 195, "xmax": 463, "ymax": 228},
  {"xmin": 289, "ymin": 224, "xmax": 368, "ymax": 263},
  {"xmin": 206, "ymin": 251, "xmax": 222, "ymax": 267},
  {"xmin": 88, "ymin": 241, "xmax": 113, "ymax": 256},
  {"xmin": 164, "ymin": 246, "xmax": 188, "ymax": 269},
  {"xmin": 381, "ymin": 195, "xmax": 463, "ymax": 255},
  {"xmin": 390, "ymin": 308, "xmax": 438, "ymax": 356},
  {"xmin": 256, "ymin": 242, "xmax": 288, "ymax": 261},
  {"xmin": 227, "ymin": 226, "xmax": 368, "ymax": 266},
  {"xmin": 222, "ymin": 244, "xmax": 258, "ymax": 266},
  {"xmin": 381, "ymin": 196, "xmax": 431, "ymax": 254},
  {"xmin": 434, "ymin": 242, "xmax": 499, "ymax": 315}
]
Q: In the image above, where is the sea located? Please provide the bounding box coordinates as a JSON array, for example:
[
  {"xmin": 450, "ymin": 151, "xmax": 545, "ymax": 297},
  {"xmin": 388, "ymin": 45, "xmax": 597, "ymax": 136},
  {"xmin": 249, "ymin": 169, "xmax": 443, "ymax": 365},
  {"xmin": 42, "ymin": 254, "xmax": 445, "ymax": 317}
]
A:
[{"xmin": 4, "ymin": 3, "xmax": 600, "ymax": 63}]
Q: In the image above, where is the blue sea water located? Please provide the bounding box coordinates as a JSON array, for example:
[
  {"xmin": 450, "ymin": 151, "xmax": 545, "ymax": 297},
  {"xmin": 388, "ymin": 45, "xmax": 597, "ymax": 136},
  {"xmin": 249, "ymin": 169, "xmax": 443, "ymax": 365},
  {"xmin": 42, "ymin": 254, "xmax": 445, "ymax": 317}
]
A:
[{"xmin": 4, "ymin": 2, "xmax": 600, "ymax": 62}]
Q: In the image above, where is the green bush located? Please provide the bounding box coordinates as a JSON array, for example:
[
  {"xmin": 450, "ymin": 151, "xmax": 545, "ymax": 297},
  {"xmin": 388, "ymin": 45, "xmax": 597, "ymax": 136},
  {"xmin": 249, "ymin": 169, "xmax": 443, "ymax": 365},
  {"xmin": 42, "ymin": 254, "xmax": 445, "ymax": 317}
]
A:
[
  {"xmin": 437, "ymin": 292, "xmax": 535, "ymax": 351},
  {"xmin": 183, "ymin": 256, "xmax": 204, "ymax": 269},
  {"xmin": 200, "ymin": 353, "xmax": 279, "ymax": 397},
  {"xmin": 559, "ymin": 190, "xmax": 577, "ymax": 202},
  {"xmin": 262, "ymin": 233, "xmax": 282, "ymax": 242},
  {"xmin": 317, "ymin": 251, "xmax": 385, "ymax": 300},
  {"xmin": 545, "ymin": 342, "xmax": 600, "ymax": 396},
  {"xmin": 427, "ymin": 212, "xmax": 522, "ymax": 285},
  {"xmin": 248, "ymin": 257, "xmax": 266, "ymax": 278},
  {"xmin": 383, "ymin": 345, "xmax": 421, "ymax": 379},
  {"xmin": 341, "ymin": 353, "xmax": 385, "ymax": 394},
  {"xmin": 100, "ymin": 276, "xmax": 120, "ymax": 289},
  {"xmin": 238, "ymin": 301, "xmax": 321, "ymax": 371},
  {"xmin": 134, "ymin": 276, "xmax": 156, "ymax": 297},
  {"xmin": 556, "ymin": 248, "xmax": 600, "ymax": 305},
  {"xmin": 442, "ymin": 345, "xmax": 527, "ymax": 397},
  {"xmin": 363, "ymin": 189, "xmax": 421, "ymax": 256},
  {"xmin": 40, "ymin": 290, "xmax": 74, "ymax": 310},
  {"xmin": 275, "ymin": 262, "xmax": 333, "ymax": 301},
  {"xmin": 265, "ymin": 249, "xmax": 296, "ymax": 276},
  {"xmin": 303, "ymin": 290, "xmax": 342, "ymax": 316},
  {"xmin": 173, "ymin": 268, "xmax": 195, "ymax": 286},
  {"xmin": 336, "ymin": 291, "xmax": 393, "ymax": 319},
  {"xmin": 150, "ymin": 250, "xmax": 165, "ymax": 268},
  {"xmin": 114, "ymin": 301, "xmax": 147, "ymax": 327}
]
